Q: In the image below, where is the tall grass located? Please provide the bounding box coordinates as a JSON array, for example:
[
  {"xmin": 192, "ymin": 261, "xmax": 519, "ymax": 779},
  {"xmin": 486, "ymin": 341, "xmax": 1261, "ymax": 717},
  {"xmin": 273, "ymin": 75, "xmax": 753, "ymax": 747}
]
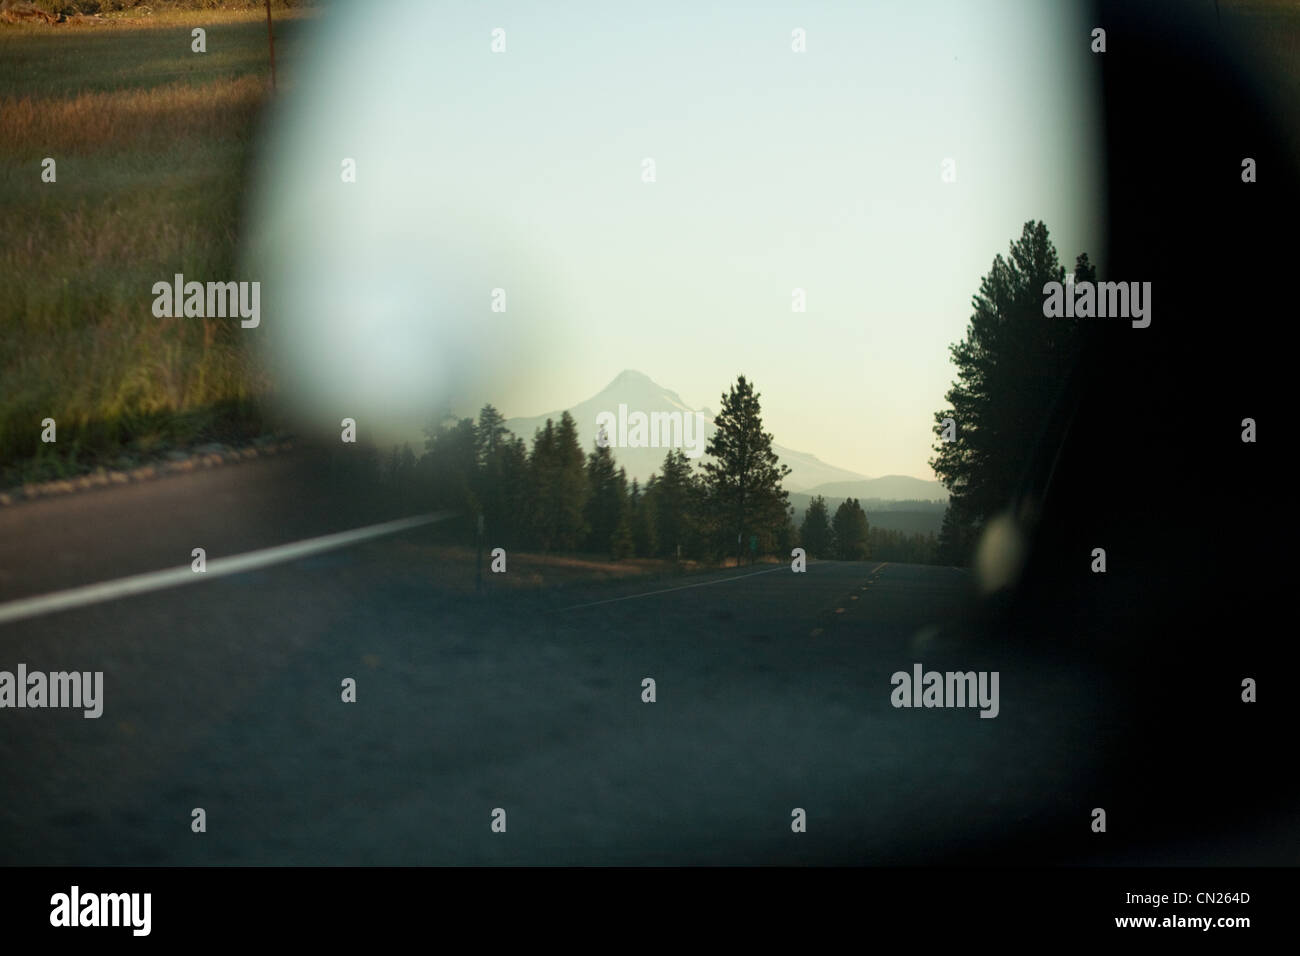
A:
[{"xmin": 0, "ymin": 12, "xmax": 315, "ymax": 484}]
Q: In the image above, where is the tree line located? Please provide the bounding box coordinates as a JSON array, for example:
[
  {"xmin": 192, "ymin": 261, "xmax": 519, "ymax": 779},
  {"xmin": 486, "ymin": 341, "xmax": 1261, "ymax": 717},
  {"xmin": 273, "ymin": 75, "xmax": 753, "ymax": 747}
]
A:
[
  {"xmin": 796, "ymin": 495, "xmax": 939, "ymax": 563},
  {"xmin": 401, "ymin": 375, "xmax": 798, "ymax": 564},
  {"xmin": 389, "ymin": 373, "xmax": 946, "ymax": 566}
]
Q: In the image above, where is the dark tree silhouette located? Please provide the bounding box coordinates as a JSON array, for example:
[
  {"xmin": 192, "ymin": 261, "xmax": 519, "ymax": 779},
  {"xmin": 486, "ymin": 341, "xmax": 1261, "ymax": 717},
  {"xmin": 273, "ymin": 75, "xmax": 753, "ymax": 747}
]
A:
[
  {"xmin": 930, "ymin": 221, "xmax": 1094, "ymax": 563},
  {"xmin": 527, "ymin": 411, "xmax": 588, "ymax": 552},
  {"xmin": 831, "ymin": 497, "xmax": 870, "ymax": 560},
  {"xmin": 423, "ymin": 415, "xmax": 477, "ymax": 530},
  {"xmin": 799, "ymin": 495, "xmax": 833, "ymax": 558},
  {"xmin": 473, "ymin": 403, "xmax": 528, "ymax": 546},
  {"xmin": 627, "ymin": 477, "xmax": 655, "ymax": 557},
  {"xmin": 645, "ymin": 449, "xmax": 701, "ymax": 560},
  {"xmin": 584, "ymin": 442, "xmax": 629, "ymax": 558},
  {"xmin": 701, "ymin": 375, "xmax": 791, "ymax": 565}
]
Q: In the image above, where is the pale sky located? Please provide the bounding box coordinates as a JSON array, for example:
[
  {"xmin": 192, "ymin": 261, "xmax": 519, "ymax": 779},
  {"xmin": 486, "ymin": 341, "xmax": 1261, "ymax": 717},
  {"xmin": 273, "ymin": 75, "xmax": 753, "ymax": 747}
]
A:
[{"xmin": 247, "ymin": 0, "xmax": 1103, "ymax": 479}]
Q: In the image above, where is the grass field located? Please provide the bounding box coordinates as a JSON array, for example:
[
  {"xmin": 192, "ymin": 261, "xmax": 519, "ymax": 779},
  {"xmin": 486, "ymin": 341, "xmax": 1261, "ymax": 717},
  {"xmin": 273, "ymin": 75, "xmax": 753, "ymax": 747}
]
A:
[{"xmin": 0, "ymin": 8, "xmax": 318, "ymax": 486}]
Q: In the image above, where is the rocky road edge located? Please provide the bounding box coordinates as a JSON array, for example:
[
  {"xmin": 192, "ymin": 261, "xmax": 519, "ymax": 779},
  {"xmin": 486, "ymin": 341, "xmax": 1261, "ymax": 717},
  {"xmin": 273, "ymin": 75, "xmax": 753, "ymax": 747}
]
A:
[{"xmin": 0, "ymin": 436, "xmax": 297, "ymax": 508}]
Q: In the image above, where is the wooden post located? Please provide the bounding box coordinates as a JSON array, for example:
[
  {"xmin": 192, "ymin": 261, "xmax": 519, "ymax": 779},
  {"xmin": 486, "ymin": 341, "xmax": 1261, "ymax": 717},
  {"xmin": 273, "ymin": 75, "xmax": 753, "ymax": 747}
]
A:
[{"xmin": 265, "ymin": 0, "xmax": 277, "ymax": 91}]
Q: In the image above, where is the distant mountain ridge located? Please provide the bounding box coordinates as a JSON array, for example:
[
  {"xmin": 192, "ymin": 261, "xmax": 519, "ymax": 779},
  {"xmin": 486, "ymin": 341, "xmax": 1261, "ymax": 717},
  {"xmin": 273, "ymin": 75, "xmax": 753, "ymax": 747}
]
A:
[
  {"xmin": 503, "ymin": 370, "xmax": 947, "ymax": 499},
  {"xmin": 802, "ymin": 476, "xmax": 947, "ymax": 501}
]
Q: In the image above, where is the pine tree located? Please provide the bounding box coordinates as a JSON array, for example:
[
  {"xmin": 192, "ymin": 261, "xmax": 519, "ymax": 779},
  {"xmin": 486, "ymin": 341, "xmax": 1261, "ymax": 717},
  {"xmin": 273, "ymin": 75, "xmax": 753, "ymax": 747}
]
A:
[
  {"xmin": 551, "ymin": 411, "xmax": 589, "ymax": 551},
  {"xmin": 584, "ymin": 443, "xmax": 628, "ymax": 557},
  {"xmin": 701, "ymin": 375, "xmax": 792, "ymax": 566},
  {"xmin": 799, "ymin": 495, "xmax": 833, "ymax": 558},
  {"xmin": 473, "ymin": 404, "xmax": 513, "ymax": 544},
  {"xmin": 627, "ymin": 478, "xmax": 656, "ymax": 557},
  {"xmin": 831, "ymin": 497, "xmax": 870, "ymax": 560},
  {"xmin": 527, "ymin": 413, "xmax": 589, "ymax": 553},
  {"xmin": 930, "ymin": 221, "xmax": 1091, "ymax": 563},
  {"xmin": 646, "ymin": 449, "xmax": 699, "ymax": 560},
  {"xmin": 611, "ymin": 509, "xmax": 635, "ymax": 560}
]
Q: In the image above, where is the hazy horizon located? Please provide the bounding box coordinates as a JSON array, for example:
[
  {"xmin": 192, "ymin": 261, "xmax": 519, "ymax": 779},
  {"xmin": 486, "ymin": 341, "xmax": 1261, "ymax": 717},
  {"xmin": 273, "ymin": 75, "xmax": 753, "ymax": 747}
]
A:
[{"xmin": 486, "ymin": 367, "xmax": 935, "ymax": 484}]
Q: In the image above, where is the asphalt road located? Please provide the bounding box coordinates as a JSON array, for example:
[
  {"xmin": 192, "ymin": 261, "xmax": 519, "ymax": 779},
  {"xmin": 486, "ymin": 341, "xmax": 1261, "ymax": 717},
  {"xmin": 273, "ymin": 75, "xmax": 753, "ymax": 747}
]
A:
[{"xmin": 0, "ymin": 456, "xmax": 1289, "ymax": 865}]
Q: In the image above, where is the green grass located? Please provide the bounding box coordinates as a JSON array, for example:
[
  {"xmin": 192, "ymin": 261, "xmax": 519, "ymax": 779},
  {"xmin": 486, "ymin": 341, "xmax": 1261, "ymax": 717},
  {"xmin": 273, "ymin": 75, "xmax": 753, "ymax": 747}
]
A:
[{"xmin": 0, "ymin": 10, "xmax": 318, "ymax": 485}]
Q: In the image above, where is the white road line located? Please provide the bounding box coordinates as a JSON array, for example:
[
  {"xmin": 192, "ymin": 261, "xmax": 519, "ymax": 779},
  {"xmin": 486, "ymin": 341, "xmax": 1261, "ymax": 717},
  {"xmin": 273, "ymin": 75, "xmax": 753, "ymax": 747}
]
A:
[
  {"xmin": 0, "ymin": 512, "xmax": 452, "ymax": 626},
  {"xmin": 548, "ymin": 565, "xmax": 788, "ymax": 613}
]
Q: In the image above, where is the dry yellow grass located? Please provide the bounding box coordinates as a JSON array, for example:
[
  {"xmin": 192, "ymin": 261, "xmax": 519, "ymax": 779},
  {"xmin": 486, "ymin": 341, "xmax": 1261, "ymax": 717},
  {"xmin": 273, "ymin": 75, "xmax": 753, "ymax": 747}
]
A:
[
  {"xmin": 0, "ymin": 73, "xmax": 266, "ymax": 154},
  {"xmin": 0, "ymin": 6, "xmax": 315, "ymax": 32},
  {"xmin": 90, "ymin": 8, "xmax": 318, "ymax": 31}
]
